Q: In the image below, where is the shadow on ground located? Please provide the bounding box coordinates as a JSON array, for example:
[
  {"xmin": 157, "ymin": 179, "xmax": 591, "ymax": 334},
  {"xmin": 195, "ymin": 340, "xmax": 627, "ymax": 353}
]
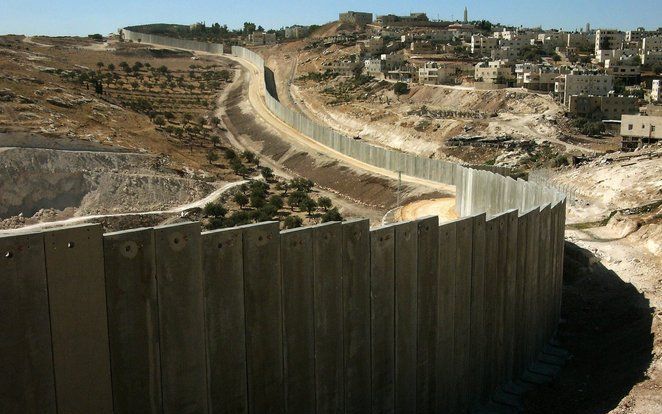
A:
[{"xmin": 523, "ymin": 241, "xmax": 654, "ymax": 413}]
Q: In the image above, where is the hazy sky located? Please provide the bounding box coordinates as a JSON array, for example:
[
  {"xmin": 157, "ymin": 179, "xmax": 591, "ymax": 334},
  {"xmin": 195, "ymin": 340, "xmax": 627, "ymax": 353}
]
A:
[{"xmin": 2, "ymin": 0, "xmax": 661, "ymax": 36}]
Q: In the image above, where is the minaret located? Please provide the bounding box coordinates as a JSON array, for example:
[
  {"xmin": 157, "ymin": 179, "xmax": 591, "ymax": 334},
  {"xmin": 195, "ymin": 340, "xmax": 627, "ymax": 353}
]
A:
[{"xmin": 463, "ymin": 6, "xmax": 468, "ymax": 23}]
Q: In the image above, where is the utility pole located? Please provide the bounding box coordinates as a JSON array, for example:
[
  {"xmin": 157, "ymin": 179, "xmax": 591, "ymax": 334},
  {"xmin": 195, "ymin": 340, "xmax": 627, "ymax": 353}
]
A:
[{"xmin": 397, "ymin": 170, "xmax": 402, "ymax": 210}]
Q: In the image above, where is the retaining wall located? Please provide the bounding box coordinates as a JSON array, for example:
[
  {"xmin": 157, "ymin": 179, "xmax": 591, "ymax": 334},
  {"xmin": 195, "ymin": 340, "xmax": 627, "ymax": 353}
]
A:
[{"xmin": 0, "ymin": 30, "xmax": 568, "ymax": 414}]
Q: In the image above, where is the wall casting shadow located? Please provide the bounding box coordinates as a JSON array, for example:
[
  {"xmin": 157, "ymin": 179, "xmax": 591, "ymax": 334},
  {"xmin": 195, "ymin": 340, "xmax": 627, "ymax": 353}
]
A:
[{"xmin": 524, "ymin": 241, "xmax": 654, "ymax": 413}]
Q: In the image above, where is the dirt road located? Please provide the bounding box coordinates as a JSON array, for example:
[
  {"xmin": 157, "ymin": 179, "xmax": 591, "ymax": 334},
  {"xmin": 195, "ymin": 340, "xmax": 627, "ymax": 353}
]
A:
[
  {"xmin": 393, "ymin": 197, "xmax": 458, "ymax": 223},
  {"xmin": 222, "ymin": 52, "xmax": 456, "ymax": 195},
  {"xmin": 0, "ymin": 180, "xmax": 247, "ymax": 235}
]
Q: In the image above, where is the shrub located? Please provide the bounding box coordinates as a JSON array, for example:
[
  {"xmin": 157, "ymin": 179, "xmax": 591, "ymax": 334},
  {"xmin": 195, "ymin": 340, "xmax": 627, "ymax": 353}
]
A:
[
  {"xmin": 227, "ymin": 210, "xmax": 251, "ymax": 226},
  {"xmin": 289, "ymin": 177, "xmax": 314, "ymax": 193},
  {"xmin": 206, "ymin": 150, "xmax": 219, "ymax": 164},
  {"xmin": 393, "ymin": 82, "xmax": 409, "ymax": 95},
  {"xmin": 284, "ymin": 215, "xmax": 303, "ymax": 229},
  {"xmin": 260, "ymin": 166, "xmax": 274, "ymax": 181},
  {"xmin": 203, "ymin": 202, "xmax": 227, "ymax": 218},
  {"xmin": 250, "ymin": 193, "xmax": 266, "ymax": 209},
  {"xmin": 317, "ymin": 196, "xmax": 332, "ymax": 211},
  {"xmin": 321, "ymin": 207, "xmax": 343, "ymax": 223},
  {"xmin": 268, "ymin": 195, "xmax": 284, "ymax": 210},
  {"xmin": 224, "ymin": 148, "xmax": 237, "ymax": 159},
  {"xmin": 233, "ymin": 193, "xmax": 249, "ymax": 209},
  {"xmin": 287, "ymin": 190, "xmax": 308, "ymax": 210},
  {"xmin": 300, "ymin": 197, "xmax": 317, "ymax": 216}
]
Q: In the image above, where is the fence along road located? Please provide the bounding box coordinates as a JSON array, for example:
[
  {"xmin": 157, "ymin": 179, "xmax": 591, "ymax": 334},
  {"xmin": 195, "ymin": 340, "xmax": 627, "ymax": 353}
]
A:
[{"xmin": 0, "ymin": 30, "xmax": 567, "ymax": 414}]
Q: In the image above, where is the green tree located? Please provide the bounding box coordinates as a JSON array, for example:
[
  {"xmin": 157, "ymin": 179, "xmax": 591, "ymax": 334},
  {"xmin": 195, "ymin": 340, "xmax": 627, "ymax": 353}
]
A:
[
  {"xmin": 230, "ymin": 158, "xmax": 244, "ymax": 175},
  {"xmin": 234, "ymin": 192, "xmax": 249, "ymax": 209},
  {"xmin": 242, "ymin": 150, "xmax": 256, "ymax": 163},
  {"xmin": 154, "ymin": 115, "xmax": 165, "ymax": 127},
  {"xmin": 317, "ymin": 196, "xmax": 332, "ymax": 211},
  {"xmin": 300, "ymin": 197, "xmax": 317, "ymax": 216},
  {"xmin": 393, "ymin": 82, "xmax": 409, "ymax": 95},
  {"xmin": 249, "ymin": 180, "xmax": 269, "ymax": 197},
  {"xmin": 107, "ymin": 63, "xmax": 115, "ymax": 72},
  {"xmin": 260, "ymin": 166, "xmax": 274, "ymax": 181},
  {"xmin": 283, "ymin": 215, "xmax": 303, "ymax": 229},
  {"xmin": 287, "ymin": 190, "xmax": 307, "ymax": 211},
  {"xmin": 203, "ymin": 202, "xmax": 227, "ymax": 218},
  {"xmin": 250, "ymin": 193, "xmax": 266, "ymax": 209},
  {"xmin": 210, "ymin": 135, "xmax": 220, "ymax": 148},
  {"xmin": 289, "ymin": 177, "xmax": 314, "ymax": 193},
  {"xmin": 206, "ymin": 149, "xmax": 219, "ymax": 164},
  {"xmin": 243, "ymin": 22, "xmax": 257, "ymax": 34},
  {"xmin": 321, "ymin": 207, "xmax": 343, "ymax": 222},
  {"xmin": 224, "ymin": 148, "xmax": 237, "ymax": 159},
  {"xmin": 268, "ymin": 194, "xmax": 284, "ymax": 210}
]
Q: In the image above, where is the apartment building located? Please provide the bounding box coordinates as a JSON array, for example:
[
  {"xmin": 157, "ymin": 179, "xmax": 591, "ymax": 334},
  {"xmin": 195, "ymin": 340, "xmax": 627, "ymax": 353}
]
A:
[
  {"xmin": 475, "ymin": 60, "xmax": 514, "ymax": 84},
  {"xmin": 626, "ymin": 28, "xmax": 662, "ymax": 45},
  {"xmin": 537, "ymin": 32, "xmax": 566, "ymax": 47},
  {"xmin": 641, "ymin": 36, "xmax": 662, "ymax": 65},
  {"xmin": 376, "ymin": 13, "xmax": 429, "ymax": 27},
  {"xmin": 595, "ymin": 29, "xmax": 624, "ymax": 53},
  {"xmin": 339, "ymin": 11, "xmax": 373, "ymax": 26},
  {"xmin": 620, "ymin": 114, "xmax": 662, "ymax": 150},
  {"xmin": 410, "ymin": 41, "xmax": 437, "ymax": 54},
  {"xmin": 284, "ymin": 25, "xmax": 308, "ymax": 39},
  {"xmin": 555, "ymin": 72, "xmax": 614, "ymax": 105},
  {"xmin": 357, "ymin": 36, "xmax": 385, "ymax": 56},
  {"xmin": 247, "ymin": 32, "xmax": 276, "ymax": 45},
  {"xmin": 491, "ymin": 47, "xmax": 520, "ymax": 60},
  {"xmin": 418, "ymin": 62, "xmax": 456, "ymax": 84},
  {"xmin": 568, "ymin": 95, "xmax": 639, "ymax": 119},
  {"xmin": 605, "ymin": 60, "xmax": 641, "ymax": 84},
  {"xmin": 515, "ymin": 63, "xmax": 561, "ymax": 91},
  {"xmin": 322, "ymin": 59, "xmax": 362, "ymax": 76},
  {"xmin": 652, "ymin": 80, "xmax": 661, "ymax": 102},
  {"xmin": 363, "ymin": 53, "xmax": 406, "ymax": 76},
  {"xmin": 471, "ymin": 35, "xmax": 499, "ymax": 56}
]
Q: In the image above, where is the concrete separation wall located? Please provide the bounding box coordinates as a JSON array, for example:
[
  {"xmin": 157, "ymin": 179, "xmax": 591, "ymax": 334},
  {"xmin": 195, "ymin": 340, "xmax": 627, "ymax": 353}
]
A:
[
  {"xmin": 2, "ymin": 207, "xmax": 566, "ymax": 413},
  {"xmin": 230, "ymin": 44, "xmax": 564, "ymax": 217},
  {"xmin": 0, "ymin": 30, "xmax": 570, "ymax": 413}
]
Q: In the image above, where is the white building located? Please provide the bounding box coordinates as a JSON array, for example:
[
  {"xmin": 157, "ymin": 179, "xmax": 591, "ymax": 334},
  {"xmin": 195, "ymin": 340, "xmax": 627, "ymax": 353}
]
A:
[
  {"xmin": 475, "ymin": 60, "xmax": 514, "ymax": 84},
  {"xmin": 620, "ymin": 114, "xmax": 661, "ymax": 149},
  {"xmin": 652, "ymin": 80, "xmax": 661, "ymax": 102},
  {"xmin": 555, "ymin": 72, "xmax": 614, "ymax": 106},
  {"xmin": 595, "ymin": 29, "xmax": 624, "ymax": 53},
  {"xmin": 418, "ymin": 62, "xmax": 456, "ymax": 84}
]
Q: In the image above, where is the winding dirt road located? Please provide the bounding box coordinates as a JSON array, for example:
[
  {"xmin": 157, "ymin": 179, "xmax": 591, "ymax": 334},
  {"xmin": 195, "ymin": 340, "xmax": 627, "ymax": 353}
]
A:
[{"xmin": 0, "ymin": 180, "xmax": 247, "ymax": 235}]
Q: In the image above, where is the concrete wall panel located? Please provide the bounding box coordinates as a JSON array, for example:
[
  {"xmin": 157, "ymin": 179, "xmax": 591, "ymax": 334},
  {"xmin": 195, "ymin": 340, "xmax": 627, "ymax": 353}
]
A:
[
  {"xmin": 0, "ymin": 232, "xmax": 56, "ymax": 414},
  {"xmin": 44, "ymin": 224, "xmax": 113, "ymax": 414},
  {"xmin": 104, "ymin": 228, "xmax": 161, "ymax": 414},
  {"xmin": 202, "ymin": 228, "xmax": 248, "ymax": 414},
  {"xmin": 341, "ymin": 219, "xmax": 372, "ymax": 413},
  {"xmin": 154, "ymin": 222, "xmax": 208, "ymax": 414}
]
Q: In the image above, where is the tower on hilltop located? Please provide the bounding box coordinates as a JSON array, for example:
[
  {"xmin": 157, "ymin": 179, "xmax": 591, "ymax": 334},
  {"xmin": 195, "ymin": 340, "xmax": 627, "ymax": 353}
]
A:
[{"xmin": 463, "ymin": 6, "xmax": 468, "ymax": 23}]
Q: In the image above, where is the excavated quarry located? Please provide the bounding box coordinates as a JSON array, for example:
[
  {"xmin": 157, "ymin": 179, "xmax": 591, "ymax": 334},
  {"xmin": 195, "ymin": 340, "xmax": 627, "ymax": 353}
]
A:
[{"xmin": 0, "ymin": 134, "xmax": 216, "ymax": 225}]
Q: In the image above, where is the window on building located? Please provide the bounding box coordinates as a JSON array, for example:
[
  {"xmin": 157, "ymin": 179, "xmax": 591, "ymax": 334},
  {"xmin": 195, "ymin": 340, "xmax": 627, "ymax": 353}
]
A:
[{"xmin": 628, "ymin": 124, "xmax": 633, "ymax": 130}]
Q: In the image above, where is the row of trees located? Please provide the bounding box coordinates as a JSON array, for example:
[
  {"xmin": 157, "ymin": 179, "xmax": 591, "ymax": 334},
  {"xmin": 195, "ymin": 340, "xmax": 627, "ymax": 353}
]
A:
[{"xmin": 202, "ymin": 176, "xmax": 342, "ymax": 230}]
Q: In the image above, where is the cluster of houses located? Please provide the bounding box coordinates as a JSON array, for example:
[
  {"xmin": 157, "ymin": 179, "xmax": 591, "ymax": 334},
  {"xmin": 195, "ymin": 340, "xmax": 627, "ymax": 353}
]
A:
[{"xmin": 315, "ymin": 11, "xmax": 662, "ymax": 150}]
